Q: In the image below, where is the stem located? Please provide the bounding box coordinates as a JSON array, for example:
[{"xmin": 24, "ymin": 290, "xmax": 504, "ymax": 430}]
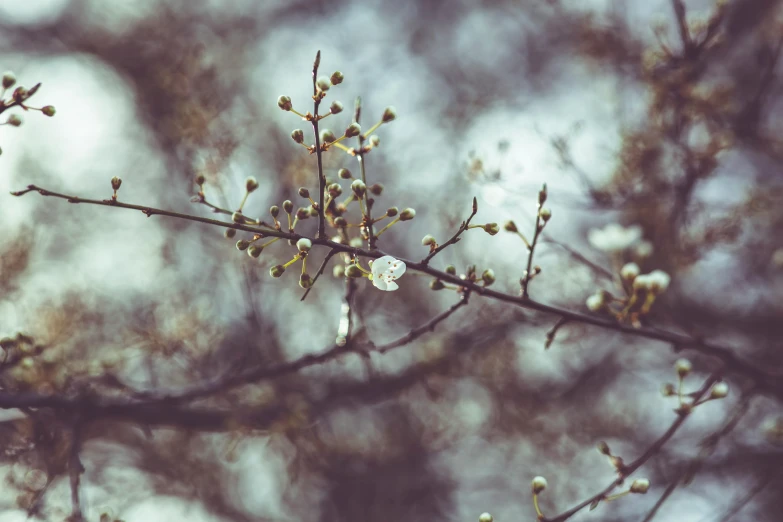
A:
[
  {"xmin": 375, "ymin": 217, "xmax": 399, "ymax": 237},
  {"xmin": 523, "ymin": 209, "xmax": 543, "ymax": 298},
  {"xmin": 311, "ymin": 50, "xmax": 326, "ymax": 239},
  {"xmin": 355, "ymin": 97, "xmax": 376, "ymax": 250}
]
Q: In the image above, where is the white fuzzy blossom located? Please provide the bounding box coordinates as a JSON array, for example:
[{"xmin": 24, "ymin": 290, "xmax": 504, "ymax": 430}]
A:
[
  {"xmin": 620, "ymin": 262, "xmax": 640, "ymax": 280},
  {"xmin": 633, "ymin": 270, "xmax": 671, "ymax": 293},
  {"xmin": 370, "ymin": 255, "xmax": 406, "ymax": 291},
  {"xmin": 588, "ymin": 223, "xmax": 643, "ymax": 252}
]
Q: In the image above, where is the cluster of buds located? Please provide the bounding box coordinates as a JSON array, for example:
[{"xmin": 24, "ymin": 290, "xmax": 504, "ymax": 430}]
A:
[
  {"xmin": 0, "ymin": 71, "xmax": 55, "ymax": 155},
  {"xmin": 586, "ymin": 262, "xmax": 672, "ymax": 326},
  {"xmin": 661, "ymin": 358, "xmax": 728, "ymax": 415}
]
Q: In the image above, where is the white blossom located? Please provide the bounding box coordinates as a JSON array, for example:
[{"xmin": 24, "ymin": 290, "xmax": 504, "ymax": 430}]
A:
[
  {"xmin": 588, "ymin": 223, "xmax": 643, "ymax": 252},
  {"xmin": 620, "ymin": 262, "xmax": 640, "ymax": 280},
  {"xmin": 370, "ymin": 256, "xmax": 406, "ymax": 291}
]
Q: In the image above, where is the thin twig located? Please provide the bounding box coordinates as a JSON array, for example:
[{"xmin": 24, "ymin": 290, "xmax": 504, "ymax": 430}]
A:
[
  {"xmin": 311, "ymin": 50, "xmax": 326, "ymax": 239},
  {"xmin": 421, "ymin": 197, "xmax": 478, "ymax": 265},
  {"xmin": 68, "ymin": 421, "xmax": 85, "ymax": 522},
  {"xmin": 354, "ymin": 97, "xmax": 376, "ymax": 250},
  {"xmin": 300, "ymin": 248, "xmax": 337, "ymax": 301},
  {"xmin": 544, "ymin": 317, "xmax": 570, "ymax": 349},
  {"xmin": 522, "ymin": 207, "xmax": 543, "ymax": 298}
]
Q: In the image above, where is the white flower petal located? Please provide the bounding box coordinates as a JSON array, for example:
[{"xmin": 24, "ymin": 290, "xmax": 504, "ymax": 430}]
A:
[
  {"xmin": 373, "ymin": 277, "xmax": 388, "ymax": 290},
  {"xmin": 372, "ymin": 255, "xmax": 397, "ymax": 277},
  {"xmin": 385, "ymin": 281, "xmax": 399, "ymax": 291}
]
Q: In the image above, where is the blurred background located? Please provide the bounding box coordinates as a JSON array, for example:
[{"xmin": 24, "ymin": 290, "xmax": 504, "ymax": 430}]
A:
[{"xmin": 1, "ymin": 0, "xmax": 783, "ymax": 520}]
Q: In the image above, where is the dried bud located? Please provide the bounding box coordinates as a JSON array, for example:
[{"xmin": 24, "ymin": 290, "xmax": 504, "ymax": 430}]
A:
[
  {"xmin": 597, "ymin": 441, "xmax": 611, "ymax": 455},
  {"xmin": 111, "ymin": 176, "xmax": 122, "ymax": 191},
  {"xmin": 299, "ymin": 273, "xmax": 313, "ymax": 288},
  {"xmin": 270, "ymin": 205, "xmax": 280, "ymax": 218},
  {"xmin": 224, "ymin": 228, "xmax": 237, "ymax": 239},
  {"xmin": 232, "ymin": 212, "xmax": 245, "ymax": 224},
  {"xmin": 386, "ymin": 207, "xmax": 399, "ymax": 217},
  {"xmin": 630, "ymin": 479, "xmax": 650, "ymax": 494},
  {"xmin": 6, "ymin": 114, "xmax": 22, "ymax": 127},
  {"xmin": 269, "ymin": 264, "xmax": 285, "ymax": 278},
  {"xmin": 369, "ymin": 135, "xmax": 380, "ymax": 147},
  {"xmin": 195, "ymin": 173, "xmax": 206, "ymax": 186},
  {"xmin": 330, "ymin": 71, "xmax": 344, "ymax": 85},
  {"xmin": 316, "ymin": 76, "xmax": 331, "ymax": 92},
  {"xmin": 330, "ymin": 100, "xmax": 343, "ymax": 114},
  {"xmin": 291, "ymin": 129, "xmax": 304, "ymax": 143},
  {"xmin": 296, "ymin": 208, "xmax": 310, "ymax": 220},
  {"xmin": 422, "ymin": 234, "xmax": 436, "ymax": 246},
  {"xmin": 338, "ymin": 168, "xmax": 352, "ymax": 179},
  {"xmin": 539, "ymin": 208, "xmax": 552, "ymax": 222},
  {"xmin": 504, "ymin": 220, "xmax": 518, "ymax": 233},
  {"xmin": 278, "ymin": 95, "xmax": 292, "ymax": 111},
  {"xmin": 369, "ymin": 183, "xmax": 384, "ymax": 195},
  {"xmin": 538, "ymin": 183, "xmax": 548, "ymax": 205},
  {"xmin": 351, "ymin": 179, "xmax": 367, "ymax": 198},
  {"xmin": 321, "ymin": 129, "xmax": 337, "ymax": 143},
  {"xmin": 298, "ymin": 187, "xmax": 310, "ymax": 199},
  {"xmin": 346, "ymin": 264, "xmax": 363, "ymax": 278},
  {"xmin": 283, "ymin": 200, "xmax": 294, "ymax": 214},
  {"xmin": 236, "ymin": 239, "xmax": 250, "ymax": 251},
  {"xmin": 245, "ymin": 176, "xmax": 259, "ymax": 193},
  {"xmin": 675, "ymin": 358, "xmax": 692, "ymax": 378},
  {"xmin": 483, "ymin": 223, "xmax": 500, "ymax": 235},
  {"xmin": 41, "ymin": 105, "xmax": 56, "ymax": 117},
  {"xmin": 399, "ymin": 208, "xmax": 416, "ymax": 221},
  {"xmin": 345, "ymin": 123, "xmax": 361, "ymax": 138},
  {"xmin": 445, "ymin": 265, "xmax": 457, "ymax": 275},
  {"xmin": 482, "ymin": 269, "xmax": 496, "ymax": 286},
  {"xmin": 430, "ymin": 279, "xmax": 445, "ymax": 291},
  {"xmin": 382, "ymin": 106, "xmax": 397, "ymax": 123},
  {"xmin": 334, "ymin": 216, "xmax": 347, "ymax": 227},
  {"xmin": 297, "ymin": 238, "xmax": 312, "ymax": 252},
  {"xmin": 2, "ymin": 71, "xmax": 16, "ymax": 89},
  {"xmin": 531, "ymin": 476, "xmax": 548, "ymax": 494},
  {"xmin": 710, "ymin": 382, "xmax": 729, "ymax": 399},
  {"xmin": 248, "ymin": 245, "xmax": 263, "ymax": 258}
]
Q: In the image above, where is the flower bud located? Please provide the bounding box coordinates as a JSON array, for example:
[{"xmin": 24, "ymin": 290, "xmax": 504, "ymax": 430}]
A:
[
  {"xmin": 483, "ymin": 223, "xmax": 499, "ymax": 235},
  {"xmin": 338, "ymin": 168, "xmax": 352, "ymax": 179},
  {"xmin": 2, "ymin": 71, "xmax": 16, "ymax": 88},
  {"xmin": 316, "ymin": 76, "xmax": 331, "ymax": 92},
  {"xmin": 647, "ymin": 270, "xmax": 671, "ymax": 293},
  {"xmin": 369, "ymin": 183, "xmax": 384, "ymax": 196},
  {"xmin": 597, "ymin": 441, "xmax": 611, "ymax": 455},
  {"xmin": 445, "ymin": 265, "xmax": 457, "ymax": 275},
  {"xmin": 369, "ymin": 135, "xmax": 380, "ymax": 147},
  {"xmin": 283, "ymin": 200, "xmax": 294, "ymax": 214},
  {"xmin": 296, "ymin": 208, "xmax": 310, "ymax": 220},
  {"xmin": 661, "ymin": 383, "xmax": 676, "ymax": 396},
  {"xmin": 291, "ymin": 129, "xmax": 304, "ymax": 143},
  {"xmin": 399, "ymin": 208, "xmax": 416, "ymax": 221},
  {"xmin": 586, "ymin": 292, "xmax": 605, "ymax": 311},
  {"xmin": 478, "ymin": 513, "xmax": 493, "ymax": 522},
  {"xmin": 245, "ymin": 176, "xmax": 259, "ymax": 193},
  {"xmin": 270, "ymin": 205, "xmax": 280, "ymax": 218},
  {"xmin": 7, "ymin": 114, "xmax": 22, "ymax": 127},
  {"xmin": 297, "ymin": 238, "xmax": 312, "ymax": 252},
  {"xmin": 232, "ymin": 212, "xmax": 245, "ymax": 224},
  {"xmin": 111, "ymin": 176, "xmax": 122, "ymax": 191},
  {"xmin": 328, "ymin": 183, "xmax": 343, "ymax": 197},
  {"xmin": 298, "ymin": 187, "xmax": 310, "ymax": 199},
  {"xmin": 330, "ymin": 71, "xmax": 344, "ymax": 85},
  {"xmin": 41, "ymin": 106, "xmax": 56, "ymax": 117},
  {"xmin": 539, "ymin": 208, "xmax": 552, "ymax": 222},
  {"xmin": 430, "ymin": 279, "xmax": 445, "ymax": 291},
  {"xmin": 345, "ymin": 123, "xmax": 361, "ymax": 138},
  {"xmin": 278, "ymin": 95, "xmax": 292, "ymax": 111},
  {"xmin": 482, "ymin": 269, "xmax": 496, "ymax": 286},
  {"xmin": 236, "ymin": 239, "xmax": 250, "ymax": 251},
  {"xmin": 248, "ymin": 245, "xmax": 263, "ymax": 258},
  {"xmin": 349, "ymin": 237, "xmax": 363, "ymax": 248},
  {"xmin": 675, "ymin": 358, "xmax": 692, "ymax": 378},
  {"xmin": 330, "ymin": 100, "xmax": 343, "ymax": 114},
  {"xmin": 333, "ymin": 264, "xmax": 345, "ymax": 278},
  {"xmin": 195, "ymin": 173, "xmax": 206, "ymax": 186},
  {"xmin": 12, "ymin": 86, "xmax": 27, "ymax": 103},
  {"xmin": 224, "ymin": 228, "xmax": 237, "ymax": 239},
  {"xmin": 351, "ymin": 179, "xmax": 367, "ymax": 198},
  {"xmin": 346, "ymin": 264, "xmax": 363, "ymax": 278},
  {"xmin": 333, "ymin": 216, "xmax": 347, "ymax": 227},
  {"xmin": 630, "ymin": 478, "xmax": 650, "ymax": 494},
  {"xmin": 710, "ymin": 382, "xmax": 728, "ymax": 399},
  {"xmin": 422, "ymin": 235, "xmax": 436, "ymax": 246},
  {"xmin": 299, "ymin": 273, "xmax": 313, "ymax": 289},
  {"xmin": 620, "ymin": 262, "xmax": 640, "ymax": 281},
  {"xmin": 321, "ymin": 129, "xmax": 337, "ymax": 143},
  {"xmin": 538, "ymin": 183, "xmax": 548, "ymax": 205},
  {"xmin": 531, "ymin": 476, "xmax": 548, "ymax": 494},
  {"xmin": 269, "ymin": 264, "xmax": 285, "ymax": 278},
  {"xmin": 382, "ymin": 106, "xmax": 397, "ymax": 123},
  {"xmin": 504, "ymin": 220, "xmax": 518, "ymax": 233},
  {"xmin": 386, "ymin": 207, "xmax": 399, "ymax": 217}
]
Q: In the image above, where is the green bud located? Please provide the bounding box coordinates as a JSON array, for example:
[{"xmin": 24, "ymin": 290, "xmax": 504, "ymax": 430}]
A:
[
  {"xmin": 661, "ymin": 383, "xmax": 676, "ymax": 397},
  {"xmin": 386, "ymin": 207, "xmax": 399, "ymax": 217},
  {"xmin": 484, "ymin": 223, "xmax": 499, "ymax": 235},
  {"xmin": 382, "ymin": 106, "xmax": 397, "ymax": 123},
  {"xmin": 345, "ymin": 264, "xmax": 363, "ymax": 278},
  {"xmin": 195, "ymin": 173, "xmax": 206, "ymax": 186},
  {"xmin": 41, "ymin": 106, "xmax": 56, "ymax": 117},
  {"xmin": 297, "ymin": 238, "xmax": 312, "ymax": 252},
  {"xmin": 245, "ymin": 176, "xmax": 259, "ymax": 193},
  {"xmin": 224, "ymin": 228, "xmax": 237, "ymax": 239},
  {"xmin": 316, "ymin": 76, "xmax": 331, "ymax": 92},
  {"xmin": 344, "ymin": 123, "xmax": 361, "ymax": 138},
  {"xmin": 111, "ymin": 176, "xmax": 122, "ymax": 191},
  {"xmin": 334, "ymin": 216, "xmax": 347, "ymax": 227},
  {"xmin": 351, "ymin": 179, "xmax": 367, "ymax": 198},
  {"xmin": 429, "ymin": 279, "xmax": 445, "ymax": 291},
  {"xmin": 539, "ymin": 208, "xmax": 551, "ymax": 222},
  {"xmin": 504, "ymin": 220, "xmax": 518, "ymax": 232},
  {"xmin": 399, "ymin": 208, "xmax": 416, "ymax": 221},
  {"xmin": 320, "ymin": 129, "xmax": 336, "ymax": 143},
  {"xmin": 283, "ymin": 200, "xmax": 294, "ymax": 214},
  {"xmin": 236, "ymin": 239, "xmax": 250, "ymax": 251},
  {"xmin": 330, "ymin": 100, "xmax": 343, "ymax": 114},
  {"xmin": 330, "ymin": 71, "xmax": 344, "ymax": 85},
  {"xmin": 269, "ymin": 264, "xmax": 285, "ymax": 277},
  {"xmin": 369, "ymin": 183, "xmax": 384, "ymax": 195},
  {"xmin": 248, "ymin": 245, "xmax": 263, "ymax": 258},
  {"xmin": 369, "ymin": 135, "xmax": 380, "ymax": 147},
  {"xmin": 445, "ymin": 265, "xmax": 457, "ymax": 275},
  {"xmin": 278, "ymin": 95, "xmax": 292, "ymax": 111},
  {"xmin": 2, "ymin": 71, "xmax": 16, "ymax": 89},
  {"xmin": 232, "ymin": 212, "xmax": 245, "ymax": 224},
  {"xmin": 482, "ymin": 269, "xmax": 496, "ymax": 286},
  {"xmin": 338, "ymin": 168, "xmax": 352, "ymax": 179},
  {"xmin": 538, "ymin": 183, "xmax": 548, "ymax": 205},
  {"xmin": 7, "ymin": 114, "xmax": 22, "ymax": 127},
  {"xmin": 597, "ymin": 441, "xmax": 611, "ymax": 455},
  {"xmin": 299, "ymin": 273, "xmax": 313, "ymax": 288},
  {"xmin": 270, "ymin": 205, "xmax": 279, "ymax": 218},
  {"xmin": 296, "ymin": 208, "xmax": 310, "ymax": 220},
  {"xmin": 421, "ymin": 234, "xmax": 436, "ymax": 246},
  {"xmin": 328, "ymin": 183, "xmax": 342, "ymax": 197},
  {"xmin": 291, "ymin": 129, "xmax": 304, "ymax": 143},
  {"xmin": 298, "ymin": 187, "xmax": 310, "ymax": 199}
]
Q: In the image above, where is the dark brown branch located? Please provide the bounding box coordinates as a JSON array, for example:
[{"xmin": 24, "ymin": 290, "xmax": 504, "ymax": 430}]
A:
[
  {"xmin": 311, "ymin": 50, "xmax": 326, "ymax": 239},
  {"xmin": 68, "ymin": 421, "xmax": 85, "ymax": 522},
  {"xmin": 300, "ymin": 248, "xmax": 337, "ymax": 301},
  {"xmin": 420, "ymin": 197, "xmax": 478, "ymax": 265}
]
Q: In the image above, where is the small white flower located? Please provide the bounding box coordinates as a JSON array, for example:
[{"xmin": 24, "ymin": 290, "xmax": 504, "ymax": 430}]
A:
[
  {"xmin": 370, "ymin": 255, "xmax": 406, "ymax": 291},
  {"xmin": 586, "ymin": 293, "xmax": 605, "ymax": 311},
  {"xmin": 635, "ymin": 240, "xmax": 654, "ymax": 258},
  {"xmin": 620, "ymin": 262, "xmax": 640, "ymax": 281},
  {"xmin": 588, "ymin": 223, "xmax": 643, "ymax": 252}
]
